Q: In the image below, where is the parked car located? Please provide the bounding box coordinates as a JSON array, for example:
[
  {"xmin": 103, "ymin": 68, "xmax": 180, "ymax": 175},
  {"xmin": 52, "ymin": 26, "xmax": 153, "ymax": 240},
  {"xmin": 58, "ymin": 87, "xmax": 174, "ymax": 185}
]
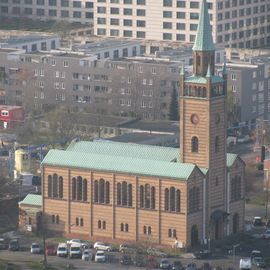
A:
[
  {"xmin": 69, "ymin": 243, "xmax": 82, "ymax": 258},
  {"xmin": 30, "ymin": 243, "xmax": 41, "ymax": 254},
  {"xmin": 253, "ymin": 217, "xmax": 263, "ymax": 227},
  {"xmin": 252, "ymin": 257, "xmax": 266, "ymax": 268},
  {"xmin": 120, "ymin": 254, "xmax": 132, "ymax": 265},
  {"xmin": 147, "ymin": 247, "xmax": 167, "ymax": 257},
  {"xmin": 57, "ymin": 243, "xmax": 68, "ymax": 257},
  {"xmin": 262, "ymin": 230, "xmax": 270, "ymax": 239},
  {"xmin": 0, "ymin": 238, "xmax": 6, "ymax": 250},
  {"xmin": 8, "ymin": 239, "xmax": 19, "ymax": 251},
  {"xmin": 171, "ymin": 261, "xmax": 184, "ymax": 270},
  {"xmin": 66, "ymin": 239, "xmax": 89, "ymax": 249},
  {"xmin": 94, "ymin": 242, "xmax": 112, "ymax": 251},
  {"xmin": 251, "ymin": 250, "xmax": 262, "ymax": 259},
  {"xmin": 239, "ymin": 258, "xmax": 251, "ymax": 270},
  {"xmin": 82, "ymin": 249, "xmax": 91, "ymax": 261},
  {"xmin": 119, "ymin": 243, "xmax": 136, "ymax": 254},
  {"xmin": 186, "ymin": 263, "xmax": 197, "ymax": 270},
  {"xmin": 160, "ymin": 258, "xmax": 171, "ymax": 269},
  {"xmin": 193, "ymin": 249, "xmax": 211, "ymax": 259},
  {"xmin": 237, "ymin": 135, "xmax": 250, "ymax": 143},
  {"xmin": 45, "ymin": 245, "xmax": 57, "ymax": 256},
  {"xmin": 95, "ymin": 251, "xmax": 106, "ymax": 263},
  {"xmin": 201, "ymin": 262, "xmax": 211, "ymax": 270}
]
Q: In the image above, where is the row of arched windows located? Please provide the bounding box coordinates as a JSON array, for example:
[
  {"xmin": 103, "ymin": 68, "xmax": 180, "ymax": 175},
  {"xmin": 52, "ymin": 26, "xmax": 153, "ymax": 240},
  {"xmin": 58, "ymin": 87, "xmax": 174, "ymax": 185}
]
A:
[
  {"xmin": 94, "ymin": 179, "xmax": 110, "ymax": 204},
  {"xmin": 189, "ymin": 187, "xmax": 200, "ymax": 213},
  {"xmin": 231, "ymin": 176, "xmax": 241, "ymax": 201},
  {"xmin": 184, "ymin": 86, "xmax": 207, "ymax": 98},
  {"xmin": 48, "ymin": 174, "xmax": 63, "ymax": 199},
  {"xmin": 117, "ymin": 182, "xmax": 132, "ymax": 207},
  {"xmin": 72, "ymin": 177, "xmax": 87, "ymax": 201},
  {"xmin": 164, "ymin": 187, "xmax": 181, "ymax": 212},
  {"xmin": 140, "ymin": 184, "xmax": 155, "ymax": 209}
]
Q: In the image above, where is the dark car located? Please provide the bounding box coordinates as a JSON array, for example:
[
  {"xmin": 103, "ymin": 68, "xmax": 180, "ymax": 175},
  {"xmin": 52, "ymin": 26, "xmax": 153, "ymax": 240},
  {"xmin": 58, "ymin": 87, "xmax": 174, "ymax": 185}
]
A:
[
  {"xmin": 253, "ymin": 217, "xmax": 263, "ymax": 227},
  {"xmin": 45, "ymin": 245, "xmax": 57, "ymax": 256},
  {"xmin": 8, "ymin": 239, "xmax": 19, "ymax": 251},
  {"xmin": 133, "ymin": 255, "xmax": 147, "ymax": 267},
  {"xmin": 0, "ymin": 238, "xmax": 7, "ymax": 250},
  {"xmin": 172, "ymin": 261, "xmax": 184, "ymax": 270},
  {"xmin": 252, "ymin": 257, "xmax": 266, "ymax": 268},
  {"xmin": 119, "ymin": 244, "xmax": 137, "ymax": 254},
  {"xmin": 120, "ymin": 255, "xmax": 132, "ymax": 265},
  {"xmin": 193, "ymin": 250, "xmax": 211, "ymax": 259},
  {"xmin": 160, "ymin": 258, "xmax": 171, "ymax": 269}
]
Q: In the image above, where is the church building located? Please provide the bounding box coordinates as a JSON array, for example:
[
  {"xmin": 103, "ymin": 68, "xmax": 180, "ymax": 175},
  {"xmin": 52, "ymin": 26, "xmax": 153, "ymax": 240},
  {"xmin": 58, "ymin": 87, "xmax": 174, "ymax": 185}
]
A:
[{"xmin": 41, "ymin": 0, "xmax": 245, "ymax": 248}]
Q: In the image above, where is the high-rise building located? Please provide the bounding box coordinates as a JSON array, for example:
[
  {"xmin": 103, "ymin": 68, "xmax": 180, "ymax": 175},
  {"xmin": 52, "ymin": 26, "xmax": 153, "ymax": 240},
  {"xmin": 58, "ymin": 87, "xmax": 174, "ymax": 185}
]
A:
[
  {"xmin": 0, "ymin": 0, "xmax": 94, "ymax": 24},
  {"xmin": 94, "ymin": 0, "xmax": 270, "ymax": 48}
]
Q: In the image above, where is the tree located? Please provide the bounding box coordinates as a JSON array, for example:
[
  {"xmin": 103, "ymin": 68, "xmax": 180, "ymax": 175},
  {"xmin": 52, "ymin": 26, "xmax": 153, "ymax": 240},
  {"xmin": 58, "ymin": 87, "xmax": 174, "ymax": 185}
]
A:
[
  {"xmin": 227, "ymin": 90, "xmax": 241, "ymax": 127},
  {"xmin": 168, "ymin": 86, "xmax": 179, "ymax": 121}
]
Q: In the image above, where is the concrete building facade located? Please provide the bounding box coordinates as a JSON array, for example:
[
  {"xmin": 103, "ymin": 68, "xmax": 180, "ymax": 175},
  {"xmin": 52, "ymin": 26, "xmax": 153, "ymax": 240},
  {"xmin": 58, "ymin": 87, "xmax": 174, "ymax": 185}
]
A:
[
  {"xmin": 41, "ymin": 0, "xmax": 245, "ymax": 248},
  {"xmin": 94, "ymin": 0, "xmax": 270, "ymax": 49}
]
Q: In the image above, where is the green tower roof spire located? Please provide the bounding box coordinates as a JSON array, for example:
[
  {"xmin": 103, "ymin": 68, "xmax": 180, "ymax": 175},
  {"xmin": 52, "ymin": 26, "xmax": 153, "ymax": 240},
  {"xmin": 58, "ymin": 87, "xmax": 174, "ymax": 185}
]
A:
[
  {"xmin": 192, "ymin": 0, "xmax": 215, "ymax": 52},
  {"xmin": 206, "ymin": 64, "xmax": 211, "ymax": 77}
]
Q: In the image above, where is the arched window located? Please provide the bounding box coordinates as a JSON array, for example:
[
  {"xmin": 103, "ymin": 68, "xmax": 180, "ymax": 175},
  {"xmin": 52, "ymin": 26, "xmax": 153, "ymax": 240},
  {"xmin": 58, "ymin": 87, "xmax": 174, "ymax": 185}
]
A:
[
  {"xmin": 215, "ymin": 136, "xmax": 220, "ymax": 153},
  {"xmin": 99, "ymin": 178, "xmax": 105, "ymax": 203},
  {"xmin": 148, "ymin": 226, "xmax": 151, "ymax": 235},
  {"xmin": 170, "ymin": 187, "xmax": 175, "ymax": 211},
  {"xmin": 195, "ymin": 187, "xmax": 200, "ymax": 211},
  {"xmin": 52, "ymin": 215, "xmax": 55, "ymax": 223},
  {"xmin": 53, "ymin": 173, "xmax": 58, "ymax": 197},
  {"xmin": 48, "ymin": 175, "xmax": 52, "ymax": 197},
  {"xmin": 189, "ymin": 188, "xmax": 193, "ymax": 212},
  {"xmin": 56, "ymin": 215, "xmax": 59, "ymax": 224},
  {"xmin": 172, "ymin": 229, "xmax": 177, "ymax": 238},
  {"xmin": 105, "ymin": 181, "xmax": 110, "ymax": 204},
  {"xmin": 76, "ymin": 218, "xmax": 79, "ymax": 226},
  {"xmin": 120, "ymin": 223, "xmax": 124, "ymax": 231},
  {"xmin": 191, "ymin": 136, "xmax": 199, "ymax": 153},
  {"xmin": 143, "ymin": 225, "xmax": 147, "ymax": 234},
  {"xmin": 128, "ymin": 184, "xmax": 132, "ymax": 207},
  {"xmin": 176, "ymin": 189, "xmax": 181, "ymax": 212},
  {"xmin": 165, "ymin": 188, "xmax": 169, "ymax": 211},
  {"xmin": 59, "ymin": 177, "xmax": 63, "ymax": 199},
  {"xmin": 72, "ymin": 177, "xmax": 76, "ymax": 200},
  {"xmin": 117, "ymin": 183, "xmax": 122, "ymax": 205},
  {"xmin": 203, "ymin": 87, "xmax": 206, "ymax": 97},
  {"xmin": 77, "ymin": 176, "xmax": 82, "ymax": 201},
  {"xmin": 125, "ymin": 223, "xmax": 129, "ymax": 232},
  {"xmin": 140, "ymin": 185, "xmax": 144, "ymax": 208},
  {"xmin": 83, "ymin": 179, "xmax": 87, "ymax": 201},
  {"xmin": 102, "ymin": 221, "xmax": 106, "ymax": 229},
  {"xmin": 80, "ymin": 218, "xmax": 83, "ymax": 227},
  {"xmin": 122, "ymin": 181, "xmax": 127, "ymax": 206},
  {"xmin": 168, "ymin": 229, "xmax": 172, "ymax": 237},
  {"xmin": 151, "ymin": 187, "xmax": 155, "ymax": 209},
  {"xmin": 145, "ymin": 184, "xmax": 151, "ymax": 208},
  {"xmin": 98, "ymin": 220, "xmax": 101, "ymax": 229},
  {"xmin": 94, "ymin": 180, "xmax": 99, "ymax": 203}
]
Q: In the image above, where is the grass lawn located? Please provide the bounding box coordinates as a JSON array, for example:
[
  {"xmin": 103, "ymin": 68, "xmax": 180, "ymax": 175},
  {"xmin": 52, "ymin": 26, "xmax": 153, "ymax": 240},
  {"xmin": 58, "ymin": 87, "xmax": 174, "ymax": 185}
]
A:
[
  {"xmin": 27, "ymin": 262, "xmax": 58, "ymax": 270},
  {"xmin": 0, "ymin": 260, "xmax": 20, "ymax": 270}
]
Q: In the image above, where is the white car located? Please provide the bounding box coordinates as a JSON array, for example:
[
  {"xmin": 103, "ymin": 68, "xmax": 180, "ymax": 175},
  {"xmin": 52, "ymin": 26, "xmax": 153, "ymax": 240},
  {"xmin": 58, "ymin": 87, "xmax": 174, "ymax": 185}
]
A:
[
  {"xmin": 82, "ymin": 249, "xmax": 91, "ymax": 261},
  {"xmin": 239, "ymin": 258, "xmax": 251, "ymax": 270},
  {"xmin": 57, "ymin": 243, "xmax": 68, "ymax": 257},
  {"xmin": 95, "ymin": 251, "xmax": 106, "ymax": 262},
  {"xmin": 262, "ymin": 229, "xmax": 270, "ymax": 239},
  {"xmin": 30, "ymin": 243, "xmax": 41, "ymax": 254},
  {"xmin": 69, "ymin": 243, "xmax": 82, "ymax": 258},
  {"xmin": 66, "ymin": 239, "xmax": 89, "ymax": 249},
  {"xmin": 93, "ymin": 242, "xmax": 112, "ymax": 251}
]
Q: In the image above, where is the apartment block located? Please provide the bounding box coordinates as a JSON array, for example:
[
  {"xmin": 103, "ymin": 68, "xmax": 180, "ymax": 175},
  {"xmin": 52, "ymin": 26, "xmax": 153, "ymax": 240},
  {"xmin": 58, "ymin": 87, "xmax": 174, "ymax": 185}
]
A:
[
  {"xmin": 0, "ymin": 0, "xmax": 94, "ymax": 24},
  {"xmin": 94, "ymin": 0, "xmax": 270, "ymax": 49}
]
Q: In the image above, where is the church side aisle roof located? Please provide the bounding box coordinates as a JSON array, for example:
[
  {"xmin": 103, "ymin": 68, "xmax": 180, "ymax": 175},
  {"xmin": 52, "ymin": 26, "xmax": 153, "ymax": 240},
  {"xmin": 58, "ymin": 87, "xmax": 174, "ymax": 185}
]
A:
[
  {"xmin": 42, "ymin": 141, "xmax": 239, "ymax": 180},
  {"xmin": 185, "ymin": 75, "xmax": 223, "ymax": 84}
]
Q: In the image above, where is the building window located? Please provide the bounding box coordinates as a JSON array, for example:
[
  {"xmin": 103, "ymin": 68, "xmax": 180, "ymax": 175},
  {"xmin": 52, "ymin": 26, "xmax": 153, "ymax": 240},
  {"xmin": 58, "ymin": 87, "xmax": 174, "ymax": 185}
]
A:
[
  {"xmin": 48, "ymin": 175, "xmax": 52, "ymax": 197},
  {"xmin": 145, "ymin": 184, "xmax": 151, "ymax": 208},
  {"xmin": 122, "ymin": 181, "xmax": 128, "ymax": 205},
  {"xmin": 105, "ymin": 181, "xmax": 110, "ymax": 204},
  {"xmin": 191, "ymin": 136, "xmax": 199, "ymax": 152},
  {"xmin": 189, "ymin": 187, "xmax": 200, "ymax": 213},
  {"xmin": 117, "ymin": 183, "xmax": 121, "ymax": 205},
  {"xmin": 121, "ymin": 223, "xmax": 124, "ymax": 232},
  {"xmin": 231, "ymin": 176, "xmax": 241, "ymax": 201},
  {"xmin": 143, "ymin": 225, "xmax": 152, "ymax": 235},
  {"xmin": 80, "ymin": 218, "xmax": 84, "ymax": 227},
  {"xmin": 52, "ymin": 215, "xmax": 55, "ymax": 223},
  {"xmin": 72, "ymin": 178, "xmax": 76, "ymax": 200},
  {"xmin": 168, "ymin": 228, "xmax": 177, "ymax": 238},
  {"xmin": 77, "ymin": 176, "xmax": 82, "ymax": 201},
  {"xmin": 140, "ymin": 185, "xmax": 144, "ymax": 208},
  {"xmin": 83, "ymin": 179, "xmax": 87, "ymax": 201},
  {"xmin": 151, "ymin": 187, "xmax": 155, "ymax": 209},
  {"xmin": 52, "ymin": 173, "xmax": 58, "ymax": 198},
  {"xmin": 59, "ymin": 177, "xmax": 63, "ymax": 199},
  {"xmin": 176, "ymin": 190, "xmax": 181, "ymax": 212},
  {"xmin": 99, "ymin": 178, "xmax": 105, "ymax": 203},
  {"xmin": 76, "ymin": 217, "xmax": 79, "ymax": 226},
  {"xmin": 56, "ymin": 215, "xmax": 59, "ymax": 224},
  {"xmin": 94, "ymin": 180, "xmax": 99, "ymax": 203},
  {"xmin": 98, "ymin": 220, "xmax": 101, "ymax": 229},
  {"xmin": 170, "ymin": 187, "xmax": 175, "ymax": 211},
  {"xmin": 125, "ymin": 223, "xmax": 129, "ymax": 232},
  {"xmin": 102, "ymin": 221, "xmax": 106, "ymax": 229},
  {"xmin": 128, "ymin": 184, "xmax": 132, "ymax": 206},
  {"xmin": 215, "ymin": 136, "xmax": 220, "ymax": 153},
  {"xmin": 165, "ymin": 187, "xmax": 181, "ymax": 213}
]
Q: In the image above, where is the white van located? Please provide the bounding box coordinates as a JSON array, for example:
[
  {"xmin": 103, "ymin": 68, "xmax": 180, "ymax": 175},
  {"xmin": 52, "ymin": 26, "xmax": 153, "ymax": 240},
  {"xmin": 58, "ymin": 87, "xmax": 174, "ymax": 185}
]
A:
[
  {"xmin": 57, "ymin": 243, "xmax": 68, "ymax": 257},
  {"xmin": 69, "ymin": 243, "xmax": 82, "ymax": 258},
  {"xmin": 239, "ymin": 258, "xmax": 251, "ymax": 270}
]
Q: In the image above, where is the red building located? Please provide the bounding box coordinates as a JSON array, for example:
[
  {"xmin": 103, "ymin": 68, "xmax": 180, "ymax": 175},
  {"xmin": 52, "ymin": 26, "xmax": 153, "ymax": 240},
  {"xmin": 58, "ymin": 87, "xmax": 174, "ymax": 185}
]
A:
[{"xmin": 0, "ymin": 105, "xmax": 24, "ymax": 129}]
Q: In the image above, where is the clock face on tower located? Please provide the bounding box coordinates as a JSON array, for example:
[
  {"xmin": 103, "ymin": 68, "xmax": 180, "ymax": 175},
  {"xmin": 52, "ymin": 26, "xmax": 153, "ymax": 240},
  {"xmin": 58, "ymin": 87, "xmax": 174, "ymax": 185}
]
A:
[{"xmin": 191, "ymin": 114, "xmax": 199, "ymax": 125}]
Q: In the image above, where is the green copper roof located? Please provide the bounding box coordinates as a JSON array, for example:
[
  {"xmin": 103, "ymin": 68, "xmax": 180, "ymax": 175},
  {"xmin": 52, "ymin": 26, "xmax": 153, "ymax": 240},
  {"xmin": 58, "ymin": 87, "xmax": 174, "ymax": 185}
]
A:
[
  {"xmin": 66, "ymin": 140, "xmax": 180, "ymax": 162},
  {"xmin": 42, "ymin": 149, "xmax": 196, "ymax": 180},
  {"xmin": 206, "ymin": 65, "xmax": 211, "ymax": 77},
  {"xmin": 185, "ymin": 75, "xmax": 223, "ymax": 84},
  {"xmin": 193, "ymin": 0, "xmax": 215, "ymax": 52},
  {"xmin": 42, "ymin": 141, "xmax": 238, "ymax": 180},
  {"xmin": 19, "ymin": 194, "xmax": 42, "ymax": 207},
  {"xmin": 226, "ymin": 153, "xmax": 238, "ymax": 168}
]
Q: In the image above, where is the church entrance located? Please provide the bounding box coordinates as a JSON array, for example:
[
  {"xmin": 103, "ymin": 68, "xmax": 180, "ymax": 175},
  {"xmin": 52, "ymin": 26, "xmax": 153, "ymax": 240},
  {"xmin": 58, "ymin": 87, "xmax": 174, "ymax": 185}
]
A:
[
  {"xmin": 191, "ymin": 225, "xmax": 199, "ymax": 247},
  {"xmin": 233, "ymin": 213, "xmax": 239, "ymax": 234},
  {"xmin": 210, "ymin": 210, "xmax": 227, "ymax": 240}
]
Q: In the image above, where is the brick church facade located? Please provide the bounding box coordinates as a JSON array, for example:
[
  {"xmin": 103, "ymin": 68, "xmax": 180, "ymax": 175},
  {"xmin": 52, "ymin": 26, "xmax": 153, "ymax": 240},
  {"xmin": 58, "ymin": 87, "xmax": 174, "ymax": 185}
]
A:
[{"xmin": 41, "ymin": 0, "xmax": 245, "ymax": 248}]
